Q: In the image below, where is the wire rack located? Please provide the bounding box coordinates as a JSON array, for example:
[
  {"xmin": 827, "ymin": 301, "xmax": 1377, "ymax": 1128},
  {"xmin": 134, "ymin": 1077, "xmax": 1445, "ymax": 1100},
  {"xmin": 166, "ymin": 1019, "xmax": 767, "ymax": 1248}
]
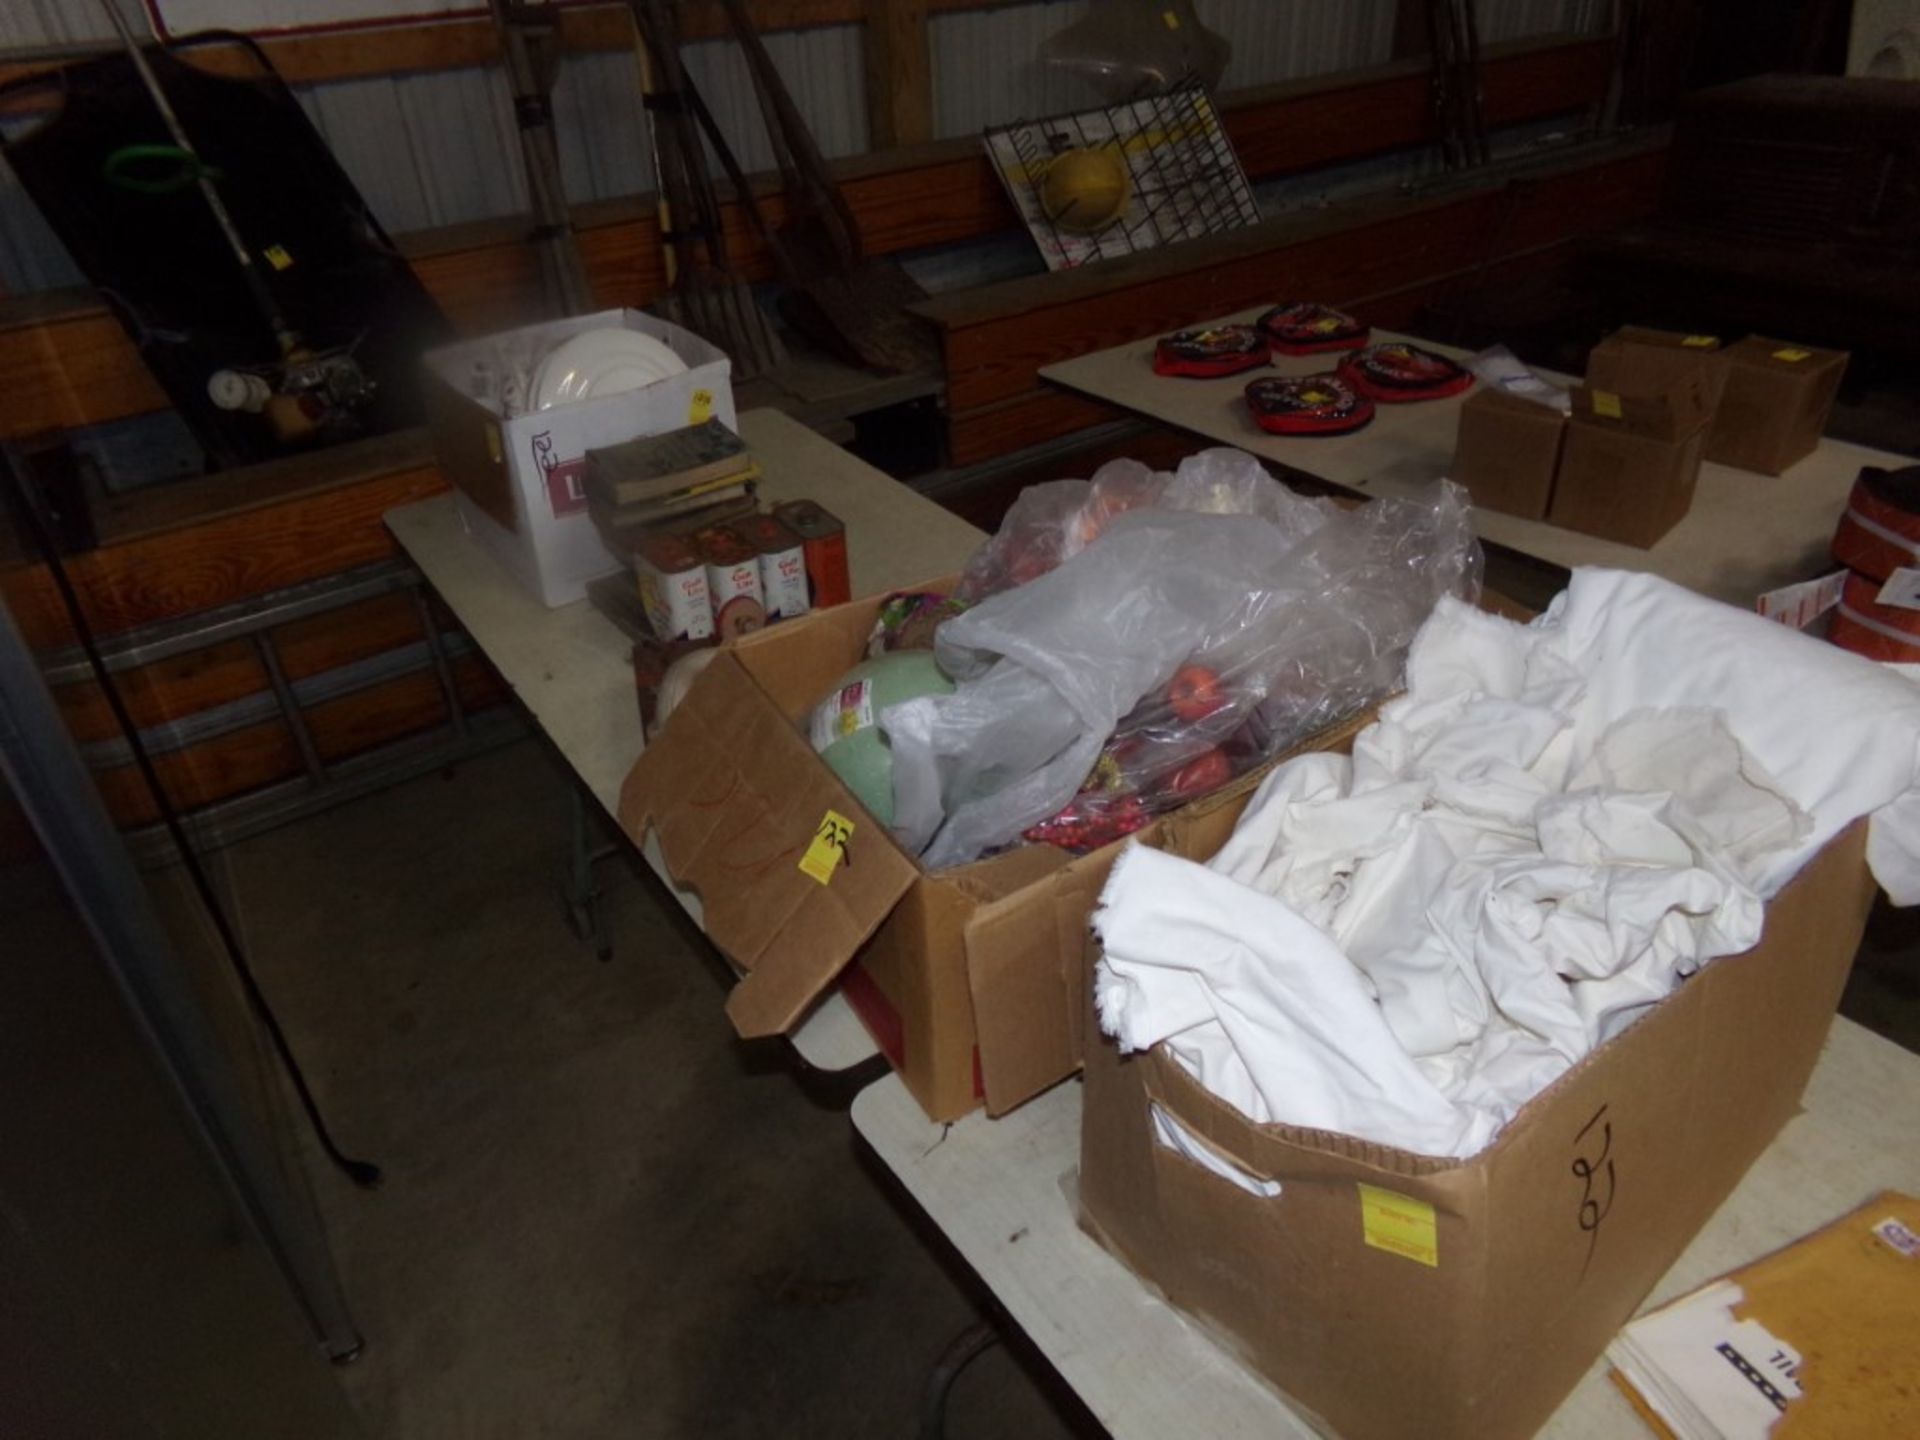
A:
[{"xmin": 984, "ymin": 85, "xmax": 1261, "ymax": 272}]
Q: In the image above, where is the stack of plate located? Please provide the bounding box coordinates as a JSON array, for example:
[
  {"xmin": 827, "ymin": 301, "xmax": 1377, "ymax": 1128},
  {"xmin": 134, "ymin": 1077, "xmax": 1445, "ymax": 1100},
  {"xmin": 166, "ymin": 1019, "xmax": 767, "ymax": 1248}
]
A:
[{"xmin": 529, "ymin": 327, "xmax": 689, "ymax": 411}]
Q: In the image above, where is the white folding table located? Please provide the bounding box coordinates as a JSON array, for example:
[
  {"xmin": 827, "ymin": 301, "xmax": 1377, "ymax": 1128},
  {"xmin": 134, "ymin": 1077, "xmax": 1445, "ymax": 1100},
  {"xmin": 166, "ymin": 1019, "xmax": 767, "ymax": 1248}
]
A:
[
  {"xmin": 386, "ymin": 408, "xmax": 984, "ymax": 1068},
  {"xmin": 1040, "ymin": 308, "xmax": 1917, "ymax": 607},
  {"xmin": 853, "ymin": 1019, "xmax": 1920, "ymax": 1438}
]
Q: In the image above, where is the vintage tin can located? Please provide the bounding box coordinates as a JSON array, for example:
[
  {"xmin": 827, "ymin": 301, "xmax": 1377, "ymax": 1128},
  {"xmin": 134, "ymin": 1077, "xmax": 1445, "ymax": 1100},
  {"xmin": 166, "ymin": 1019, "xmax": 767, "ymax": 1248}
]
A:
[
  {"xmin": 695, "ymin": 525, "xmax": 767, "ymax": 638},
  {"xmin": 632, "ymin": 533, "xmax": 713, "ymax": 643},
  {"xmin": 772, "ymin": 499, "xmax": 851, "ymax": 609},
  {"xmin": 732, "ymin": 514, "xmax": 811, "ymax": 620}
]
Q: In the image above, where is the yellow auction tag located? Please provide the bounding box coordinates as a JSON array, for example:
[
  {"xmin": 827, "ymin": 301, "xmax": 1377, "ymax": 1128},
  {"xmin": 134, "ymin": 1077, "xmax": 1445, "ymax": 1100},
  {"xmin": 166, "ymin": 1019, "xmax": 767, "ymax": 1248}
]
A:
[
  {"xmin": 688, "ymin": 388, "xmax": 715, "ymax": 424},
  {"xmin": 484, "ymin": 423, "xmax": 504, "ymax": 463},
  {"xmin": 1773, "ymin": 348, "xmax": 1811, "ymax": 363},
  {"xmin": 1359, "ymin": 1184, "xmax": 1438, "ymax": 1267},
  {"xmin": 1301, "ymin": 389, "xmax": 1333, "ymax": 405},
  {"xmin": 1162, "ymin": 9, "xmax": 1181, "ymax": 29},
  {"xmin": 1681, "ymin": 334, "xmax": 1717, "ymax": 348},
  {"xmin": 799, "ymin": 810, "xmax": 854, "ymax": 885},
  {"xmin": 1592, "ymin": 390, "xmax": 1623, "ymax": 419},
  {"xmin": 263, "ymin": 244, "xmax": 294, "ymax": 271}
]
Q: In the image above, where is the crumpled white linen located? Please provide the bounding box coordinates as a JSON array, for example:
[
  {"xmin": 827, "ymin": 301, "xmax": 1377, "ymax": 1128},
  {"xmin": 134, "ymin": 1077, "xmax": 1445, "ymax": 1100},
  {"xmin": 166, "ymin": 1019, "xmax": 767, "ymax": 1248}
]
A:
[{"xmin": 1095, "ymin": 569, "xmax": 1920, "ymax": 1165}]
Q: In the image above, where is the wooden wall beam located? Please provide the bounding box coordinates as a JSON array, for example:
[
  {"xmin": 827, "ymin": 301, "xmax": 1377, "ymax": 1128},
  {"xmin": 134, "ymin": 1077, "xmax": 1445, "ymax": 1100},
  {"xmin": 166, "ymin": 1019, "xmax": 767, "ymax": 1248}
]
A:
[
  {"xmin": 937, "ymin": 141, "xmax": 1670, "ymax": 465},
  {"xmin": 0, "ymin": 34, "xmax": 1617, "ymax": 441},
  {"xmin": 1, "ymin": 2, "xmax": 854, "ymax": 92},
  {"xmin": 0, "ymin": 462, "xmax": 447, "ymax": 649},
  {"xmin": 88, "ymin": 652, "xmax": 504, "ymax": 828},
  {"xmin": 864, "ymin": 0, "xmax": 934, "ymax": 149}
]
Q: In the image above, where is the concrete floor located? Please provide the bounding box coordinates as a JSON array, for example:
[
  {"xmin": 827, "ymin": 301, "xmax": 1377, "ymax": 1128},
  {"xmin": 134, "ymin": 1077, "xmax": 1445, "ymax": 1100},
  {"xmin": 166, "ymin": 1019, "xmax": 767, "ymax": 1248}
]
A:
[{"xmin": 210, "ymin": 737, "xmax": 1095, "ymax": 1440}]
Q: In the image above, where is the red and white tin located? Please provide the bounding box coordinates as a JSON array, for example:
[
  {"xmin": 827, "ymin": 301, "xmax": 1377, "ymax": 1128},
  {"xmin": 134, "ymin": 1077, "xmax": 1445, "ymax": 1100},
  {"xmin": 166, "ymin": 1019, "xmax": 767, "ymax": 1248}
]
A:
[
  {"xmin": 1832, "ymin": 569, "xmax": 1920, "ymax": 664},
  {"xmin": 633, "ymin": 533, "xmax": 713, "ymax": 644},
  {"xmin": 695, "ymin": 525, "xmax": 767, "ymax": 638},
  {"xmin": 1831, "ymin": 465, "xmax": 1920, "ymax": 583},
  {"xmin": 733, "ymin": 514, "xmax": 811, "ymax": 621}
]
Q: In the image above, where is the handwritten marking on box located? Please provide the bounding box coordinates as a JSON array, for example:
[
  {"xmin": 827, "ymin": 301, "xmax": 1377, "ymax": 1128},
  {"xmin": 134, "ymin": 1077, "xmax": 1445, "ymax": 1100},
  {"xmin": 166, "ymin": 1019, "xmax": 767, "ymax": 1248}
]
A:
[
  {"xmin": 800, "ymin": 810, "xmax": 854, "ymax": 884},
  {"xmin": 1359, "ymin": 1184, "xmax": 1438, "ymax": 1267}
]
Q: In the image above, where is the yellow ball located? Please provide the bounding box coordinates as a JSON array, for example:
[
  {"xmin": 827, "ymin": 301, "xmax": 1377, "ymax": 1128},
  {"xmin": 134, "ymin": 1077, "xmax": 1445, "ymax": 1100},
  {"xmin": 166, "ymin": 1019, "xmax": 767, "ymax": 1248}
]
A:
[{"xmin": 1039, "ymin": 147, "xmax": 1131, "ymax": 235}]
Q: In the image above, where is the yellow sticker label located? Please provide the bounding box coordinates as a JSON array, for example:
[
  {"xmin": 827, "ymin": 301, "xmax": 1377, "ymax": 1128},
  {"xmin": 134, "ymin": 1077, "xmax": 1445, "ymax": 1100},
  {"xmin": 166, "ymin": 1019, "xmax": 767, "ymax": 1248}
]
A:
[
  {"xmin": 1359, "ymin": 1184, "xmax": 1438, "ymax": 1267},
  {"xmin": 263, "ymin": 244, "xmax": 294, "ymax": 271},
  {"xmin": 1592, "ymin": 390, "xmax": 1623, "ymax": 420},
  {"xmin": 1301, "ymin": 389, "xmax": 1333, "ymax": 405},
  {"xmin": 484, "ymin": 423, "xmax": 503, "ymax": 464},
  {"xmin": 688, "ymin": 388, "xmax": 715, "ymax": 424},
  {"xmin": 1681, "ymin": 334, "xmax": 1717, "ymax": 348},
  {"xmin": 1773, "ymin": 348, "xmax": 1811, "ymax": 363},
  {"xmin": 1162, "ymin": 8, "xmax": 1181, "ymax": 28},
  {"xmin": 799, "ymin": 810, "xmax": 854, "ymax": 885}
]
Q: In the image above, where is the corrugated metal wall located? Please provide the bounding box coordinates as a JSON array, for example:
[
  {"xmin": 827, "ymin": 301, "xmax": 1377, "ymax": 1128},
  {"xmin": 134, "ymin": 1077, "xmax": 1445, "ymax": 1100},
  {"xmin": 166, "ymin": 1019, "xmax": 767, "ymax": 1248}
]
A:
[{"xmin": 2, "ymin": 0, "xmax": 1605, "ymax": 294}]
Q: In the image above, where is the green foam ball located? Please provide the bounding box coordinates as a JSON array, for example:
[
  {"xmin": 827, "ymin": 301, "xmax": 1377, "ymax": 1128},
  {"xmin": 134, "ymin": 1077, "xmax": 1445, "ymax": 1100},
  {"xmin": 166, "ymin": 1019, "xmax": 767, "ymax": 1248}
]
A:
[{"xmin": 810, "ymin": 650, "xmax": 955, "ymax": 827}]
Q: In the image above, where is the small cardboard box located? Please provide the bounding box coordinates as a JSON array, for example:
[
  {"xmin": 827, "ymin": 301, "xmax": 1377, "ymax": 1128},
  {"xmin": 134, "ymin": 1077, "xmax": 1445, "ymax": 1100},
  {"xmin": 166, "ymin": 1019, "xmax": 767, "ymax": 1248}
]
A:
[
  {"xmin": 1547, "ymin": 381, "xmax": 1712, "ymax": 548},
  {"xmin": 1706, "ymin": 336, "xmax": 1849, "ymax": 475},
  {"xmin": 1449, "ymin": 388, "xmax": 1567, "ymax": 521},
  {"xmin": 423, "ymin": 310, "xmax": 737, "ymax": 608},
  {"xmin": 1585, "ymin": 325, "xmax": 1730, "ymax": 418},
  {"xmin": 1080, "ymin": 777, "xmax": 1877, "ymax": 1440},
  {"xmin": 616, "ymin": 580, "xmax": 1367, "ymax": 1121}
]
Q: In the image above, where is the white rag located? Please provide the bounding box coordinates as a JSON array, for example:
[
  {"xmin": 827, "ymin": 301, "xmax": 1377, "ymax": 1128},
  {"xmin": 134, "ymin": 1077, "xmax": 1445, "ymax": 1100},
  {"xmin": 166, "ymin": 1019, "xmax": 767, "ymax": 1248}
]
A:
[{"xmin": 1095, "ymin": 570, "xmax": 1920, "ymax": 1170}]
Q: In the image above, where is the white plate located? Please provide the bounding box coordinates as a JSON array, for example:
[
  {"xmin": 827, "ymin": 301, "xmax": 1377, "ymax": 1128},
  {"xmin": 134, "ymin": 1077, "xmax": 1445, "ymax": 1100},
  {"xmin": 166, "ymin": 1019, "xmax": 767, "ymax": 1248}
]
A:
[{"xmin": 529, "ymin": 327, "xmax": 689, "ymax": 411}]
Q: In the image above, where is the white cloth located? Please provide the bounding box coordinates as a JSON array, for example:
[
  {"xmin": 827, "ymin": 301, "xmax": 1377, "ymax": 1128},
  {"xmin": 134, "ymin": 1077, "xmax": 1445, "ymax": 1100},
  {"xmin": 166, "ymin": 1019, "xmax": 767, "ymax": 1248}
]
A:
[{"xmin": 1095, "ymin": 570, "xmax": 1920, "ymax": 1165}]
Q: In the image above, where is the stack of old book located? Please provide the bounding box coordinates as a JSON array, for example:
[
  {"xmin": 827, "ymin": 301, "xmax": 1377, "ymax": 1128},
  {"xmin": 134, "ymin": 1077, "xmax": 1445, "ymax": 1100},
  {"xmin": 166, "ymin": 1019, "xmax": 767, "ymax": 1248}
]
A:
[{"xmin": 585, "ymin": 418, "xmax": 759, "ymax": 546}]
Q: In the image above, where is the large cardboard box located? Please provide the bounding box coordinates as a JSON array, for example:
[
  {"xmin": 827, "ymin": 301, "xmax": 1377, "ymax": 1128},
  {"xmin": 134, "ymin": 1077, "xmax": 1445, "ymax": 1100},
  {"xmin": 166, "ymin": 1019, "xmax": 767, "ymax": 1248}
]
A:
[
  {"xmin": 616, "ymin": 582, "xmax": 1370, "ymax": 1121},
  {"xmin": 423, "ymin": 310, "xmax": 737, "ymax": 607},
  {"xmin": 1080, "ymin": 780, "xmax": 1877, "ymax": 1440},
  {"xmin": 1585, "ymin": 324, "xmax": 1730, "ymax": 417},
  {"xmin": 1449, "ymin": 388, "xmax": 1566, "ymax": 520},
  {"xmin": 1707, "ymin": 336, "xmax": 1849, "ymax": 475},
  {"xmin": 1548, "ymin": 381, "xmax": 1713, "ymax": 548}
]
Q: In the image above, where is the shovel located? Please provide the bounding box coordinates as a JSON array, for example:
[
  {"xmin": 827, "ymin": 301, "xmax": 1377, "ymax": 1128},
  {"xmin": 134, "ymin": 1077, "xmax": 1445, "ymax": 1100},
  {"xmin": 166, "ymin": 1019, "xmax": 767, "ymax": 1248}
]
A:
[{"xmin": 714, "ymin": 0, "xmax": 936, "ymax": 375}]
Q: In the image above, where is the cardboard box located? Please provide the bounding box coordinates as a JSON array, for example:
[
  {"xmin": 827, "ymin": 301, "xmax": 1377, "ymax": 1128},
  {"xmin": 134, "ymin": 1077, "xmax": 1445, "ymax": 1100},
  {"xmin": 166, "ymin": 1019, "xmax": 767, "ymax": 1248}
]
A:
[
  {"xmin": 1449, "ymin": 388, "xmax": 1566, "ymax": 520},
  {"xmin": 1706, "ymin": 336, "xmax": 1849, "ymax": 475},
  {"xmin": 1548, "ymin": 382, "xmax": 1712, "ymax": 548},
  {"xmin": 1080, "ymin": 777, "xmax": 1876, "ymax": 1440},
  {"xmin": 615, "ymin": 581, "xmax": 1369, "ymax": 1121},
  {"xmin": 1585, "ymin": 325, "xmax": 1730, "ymax": 417},
  {"xmin": 423, "ymin": 310, "xmax": 737, "ymax": 608}
]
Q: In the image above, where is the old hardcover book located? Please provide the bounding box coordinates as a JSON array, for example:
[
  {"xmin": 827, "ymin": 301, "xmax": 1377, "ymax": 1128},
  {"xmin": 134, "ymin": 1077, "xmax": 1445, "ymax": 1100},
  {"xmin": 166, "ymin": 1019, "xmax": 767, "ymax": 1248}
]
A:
[
  {"xmin": 585, "ymin": 420, "xmax": 753, "ymax": 507},
  {"xmin": 592, "ymin": 490, "xmax": 759, "ymax": 547}
]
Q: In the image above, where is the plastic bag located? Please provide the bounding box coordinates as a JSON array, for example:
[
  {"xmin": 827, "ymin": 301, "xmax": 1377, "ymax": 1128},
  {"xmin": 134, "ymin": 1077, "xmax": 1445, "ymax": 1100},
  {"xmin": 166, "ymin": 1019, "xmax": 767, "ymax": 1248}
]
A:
[
  {"xmin": 955, "ymin": 450, "xmax": 1328, "ymax": 604},
  {"xmin": 883, "ymin": 450, "xmax": 1481, "ymax": 869}
]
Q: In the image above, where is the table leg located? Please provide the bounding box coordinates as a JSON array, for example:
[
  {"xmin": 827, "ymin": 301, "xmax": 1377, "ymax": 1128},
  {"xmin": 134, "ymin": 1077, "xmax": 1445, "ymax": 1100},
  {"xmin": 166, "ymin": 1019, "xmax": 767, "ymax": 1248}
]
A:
[{"xmin": 564, "ymin": 782, "xmax": 618, "ymax": 962}]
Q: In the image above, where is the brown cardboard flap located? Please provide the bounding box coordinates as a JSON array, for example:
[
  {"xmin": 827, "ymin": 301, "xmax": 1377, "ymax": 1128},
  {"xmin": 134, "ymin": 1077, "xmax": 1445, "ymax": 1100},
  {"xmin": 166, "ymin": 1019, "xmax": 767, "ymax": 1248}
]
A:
[{"xmin": 617, "ymin": 650, "xmax": 919, "ymax": 1037}]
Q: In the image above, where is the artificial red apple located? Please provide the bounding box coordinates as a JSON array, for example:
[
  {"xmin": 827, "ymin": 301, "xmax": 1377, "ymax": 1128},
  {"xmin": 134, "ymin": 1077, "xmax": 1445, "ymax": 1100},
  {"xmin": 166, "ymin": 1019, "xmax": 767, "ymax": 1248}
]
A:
[
  {"xmin": 1169, "ymin": 747, "xmax": 1232, "ymax": 798},
  {"xmin": 1167, "ymin": 663, "xmax": 1227, "ymax": 721}
]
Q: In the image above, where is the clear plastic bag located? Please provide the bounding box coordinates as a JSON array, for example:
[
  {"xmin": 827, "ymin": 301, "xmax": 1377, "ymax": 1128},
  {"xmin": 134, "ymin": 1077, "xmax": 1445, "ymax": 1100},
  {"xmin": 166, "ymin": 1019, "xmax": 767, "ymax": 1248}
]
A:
[
  {"xmin": 955, "ymin": 451, "xmax": 1328, "ymax": 604},
  {"xmin": 884, "ymin": 450, "xmax": 1481, "ymax": 868}
]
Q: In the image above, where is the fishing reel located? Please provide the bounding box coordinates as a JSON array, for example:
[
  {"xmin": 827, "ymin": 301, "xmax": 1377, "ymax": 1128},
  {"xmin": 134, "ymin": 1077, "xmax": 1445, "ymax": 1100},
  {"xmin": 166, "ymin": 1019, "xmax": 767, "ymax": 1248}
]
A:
[{"xmin": 207, "ymin": 345, "xmax": 376, "ymax": 445}]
